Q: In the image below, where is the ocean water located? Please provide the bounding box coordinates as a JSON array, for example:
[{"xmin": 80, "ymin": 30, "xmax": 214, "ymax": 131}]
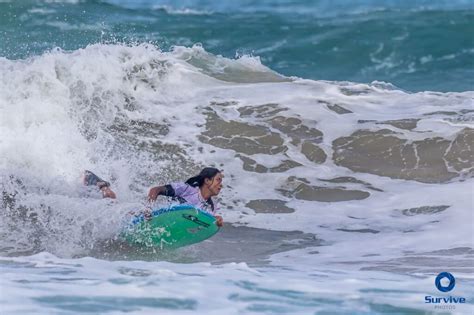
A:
[
  {"xmin": 1, "ymin": 1, "xmax": 473, "ymax": 314},
  {"xmin": 1, "ymin": 0, "xmax": 474, "ymax": 91}
]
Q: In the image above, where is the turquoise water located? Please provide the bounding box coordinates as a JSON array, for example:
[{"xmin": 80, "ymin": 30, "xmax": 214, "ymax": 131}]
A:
[{"xmin": 1, "ymin": 0, "xmax": 473, "ymax": 91}]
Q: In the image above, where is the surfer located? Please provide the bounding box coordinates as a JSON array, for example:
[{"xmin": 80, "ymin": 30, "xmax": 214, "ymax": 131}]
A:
[
  {"xmin": 147, "ymin": 167, "xmax": 224, "ymax": 226},
  {"xmin": 83, "ymin": 167, "xmax": 224, "ymax": 227}
]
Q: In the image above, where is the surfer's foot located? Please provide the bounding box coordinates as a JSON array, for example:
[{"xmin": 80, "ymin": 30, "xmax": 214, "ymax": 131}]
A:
[{"xmin": 83, "ymin": 170, "xmax": 116, "ymax": 199}]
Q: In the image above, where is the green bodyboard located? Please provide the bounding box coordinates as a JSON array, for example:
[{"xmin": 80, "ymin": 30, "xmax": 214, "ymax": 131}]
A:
[{"xmin": 122, "ymin": 205, "xmax": 219, "ymax": 249}]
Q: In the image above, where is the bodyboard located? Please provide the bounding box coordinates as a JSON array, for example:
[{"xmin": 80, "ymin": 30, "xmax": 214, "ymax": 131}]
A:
[{"xmin": 122, "ymin": 205, "xmax": 219, "ymax": 249}]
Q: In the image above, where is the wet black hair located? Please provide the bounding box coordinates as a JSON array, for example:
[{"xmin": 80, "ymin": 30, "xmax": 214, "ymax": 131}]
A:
[{"xmin": 185, "ymin": 167, "xmax": 222, "ymax": 188}]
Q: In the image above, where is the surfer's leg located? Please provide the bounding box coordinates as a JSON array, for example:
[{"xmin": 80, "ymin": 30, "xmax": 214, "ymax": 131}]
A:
[{"xmin": 83, "ymin": 170, "xmax": 117, "ymax": 199}]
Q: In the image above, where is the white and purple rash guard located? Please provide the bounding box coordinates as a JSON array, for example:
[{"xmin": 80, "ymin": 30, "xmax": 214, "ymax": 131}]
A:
[{"xmin": 163, "ymin": 182, "xmax": 219, "ymax": 215}]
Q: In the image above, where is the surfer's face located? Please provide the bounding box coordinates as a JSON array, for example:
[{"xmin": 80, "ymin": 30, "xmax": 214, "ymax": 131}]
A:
[{"xmin": 206, "ymin": 172, "xmax": 223, "ymax": 196}]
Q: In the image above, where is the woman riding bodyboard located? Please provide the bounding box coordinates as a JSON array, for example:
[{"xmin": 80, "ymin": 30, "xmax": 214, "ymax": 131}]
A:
[{"xmin": 83, "ymin": 167, "xmax": 224, "ymax": 227}]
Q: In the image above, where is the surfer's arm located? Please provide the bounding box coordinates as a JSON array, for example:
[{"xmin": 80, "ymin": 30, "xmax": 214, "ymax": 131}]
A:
[{"xmin": 147, "ymin": 185, "xmax": 175, "ymax": 201}]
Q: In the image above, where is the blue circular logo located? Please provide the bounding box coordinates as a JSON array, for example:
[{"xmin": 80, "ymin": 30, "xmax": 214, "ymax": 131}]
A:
[{"xmin": 435, "ymin": 272, "xmax": 455, "ymax": 292}]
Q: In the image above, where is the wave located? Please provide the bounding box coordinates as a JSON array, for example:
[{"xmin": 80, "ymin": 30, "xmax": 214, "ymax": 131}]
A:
[
  {"xmin": 0, "ymin": 43, "xmax": 472, "ymax": 260},
  {"xmin": 2, "ymin": 1, "xmax": 472, "ymax": 92}
]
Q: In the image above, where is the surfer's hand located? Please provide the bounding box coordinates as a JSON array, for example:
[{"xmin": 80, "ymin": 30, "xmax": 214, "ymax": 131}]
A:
[
  {"xmin": 215, "ymin": 215, "xmax": 223, "ymax": 227},
  {"xmin": 148, "ymin": 186, "xmax": 160, "ymax": 201},
  {"xmin": 100, "ymin": 186, "xmax": 116, "ymax": 199}
]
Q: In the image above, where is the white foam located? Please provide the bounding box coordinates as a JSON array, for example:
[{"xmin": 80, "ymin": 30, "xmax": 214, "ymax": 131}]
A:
[
  {"xmin": 152, "ymin": 5, "xmax": 212, "ymax": 16},
  {"xmin": 1, "ymin": 253, "xmax": 473, "ymax": 314}
]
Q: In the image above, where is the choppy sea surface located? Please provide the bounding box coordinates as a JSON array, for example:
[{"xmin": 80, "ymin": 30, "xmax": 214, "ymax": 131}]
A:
[{"xmin": 1, "ymin": 1, "xmax": 473, "ymax": 314}]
